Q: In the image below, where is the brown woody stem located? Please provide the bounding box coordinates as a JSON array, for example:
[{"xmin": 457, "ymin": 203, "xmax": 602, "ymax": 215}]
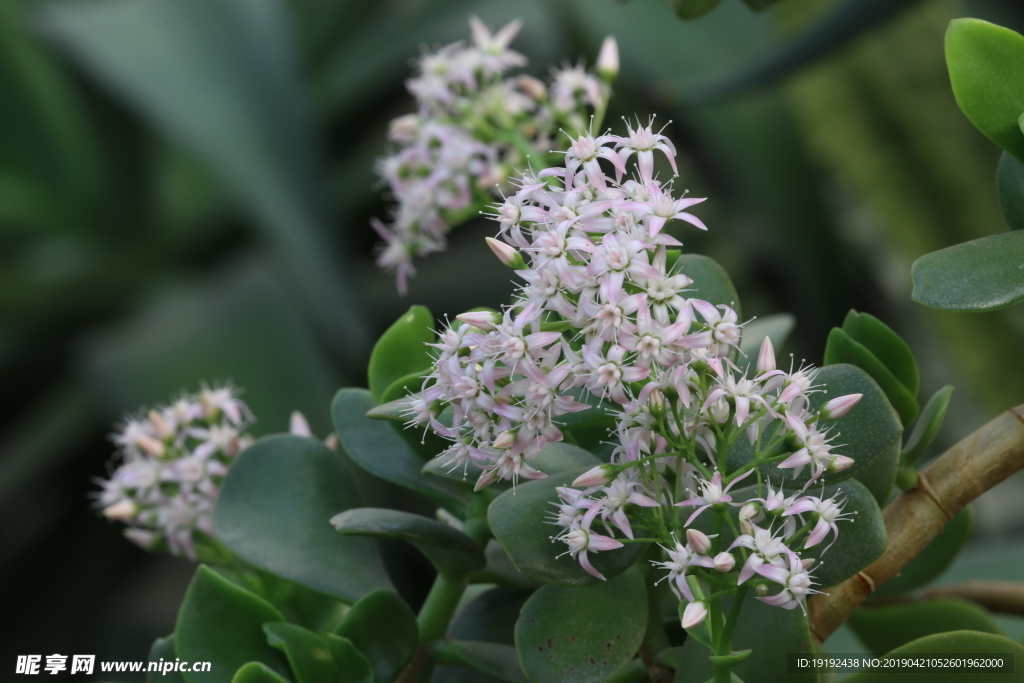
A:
[
  {"xmin": 922, "ymin": 581, "xmax": 1024, "ymax": 617},
  {"xmin": 809, "ymin": 405, "xmax": 1024, "ymax": 643}
]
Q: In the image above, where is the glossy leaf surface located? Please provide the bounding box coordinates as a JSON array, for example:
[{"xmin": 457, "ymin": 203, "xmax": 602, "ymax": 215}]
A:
[
  {"xmin": 324, "ymin": 635, "xmax": 373, "ymax": 683},
  {"xmin": 912, "ymin": 228, "xmax": 1024, "ymax": 311},
  {"xmin": 841, "ymin": 311, "xmax": 919, "ymax": 397},
  {"xmin": 147, "ymin": 635, "xmax": 186, "ymax": 683},
  {"xmin": 263, "ymin": 622, "xmax": 335, "ymax": 683},
  {"xmin": 368, "ymin": 306, "xmax": 434, "ymax": 402},
  {"xmin": 430, "ymin": 641, "xmax": 527, "ymax": 683},
  {"xmin": 214, "ymin": 435, "xmax": 391, "ymax": 601},
  {"xmin": 333, "ymin": 589, "xmax": 418, "ymax": 683},
  {"xmin": 176, "ymin": 566, "xmax": 289, "ymax": 683},
  {"xmin": 996, "ymin": 151, "xmax": 1024, "ymax": 231},
  {"xmin": 230, "ymin": 663, "xmax": 290, "ymax": 683},
  {"xmin": 849, "ymin": 598, "xmax": 1003, "ymax": 655},
  {"xmin": 843, "ymin": 630, "xmax": 1024, "ymax": 682},
  {"xmin": 333, "ymin": 388, "xmax": 469, "ymax": 511},
  {"xmin": 488, "ymin": 469, "xmax": 644, "ymax": 587},
  {"xmin": 516, "ymin": 569, "xmax": 647, "ymax": 683},
  {"xmin": 331, "ymin": 507, "xmax": 485, "ymax": 578},
  {"xmin": 901, "ymin": 385, "xmax": 954, "ymax": 466},
  {"xmin": 946, "ymin": 18, "xmax": 1024, "ymax": 163},
  {"xmin": 824, "ymin": 328, "xmax": 918, "ymax": 425}
]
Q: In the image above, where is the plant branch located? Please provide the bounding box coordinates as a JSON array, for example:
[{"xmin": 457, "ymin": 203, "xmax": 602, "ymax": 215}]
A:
[
  {"xmin": 809, "ymin": 404, "xmax": 1024, "ymax": 643},
  {"xmin": 922, "ymin": 581, "xmax": 1024, "ymax": 617}
]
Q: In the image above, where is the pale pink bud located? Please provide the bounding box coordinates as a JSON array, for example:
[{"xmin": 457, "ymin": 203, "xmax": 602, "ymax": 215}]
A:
[
  {"xmin": 686, "ymin": 528, "xmax": 712, "ymax": 555},
  {"xmin": 289, "ymin": 410, "xmax": 313, "ymax": 437},
  {"xmin": 123, "ymin": 528, "xmax": 157, "ymax": 549},
  {"xmin": 648, "ymin": 388, "xmax": 666, "ymax": 418},
  {"xmin": 597, "ymin": 36, "xmax": 619, "ymax": 81},
  {"xmin": 324, "ymin": 434, "xmax": 339, "ymax": 452},
  {"xmin": 739, "ymin": 502, "xmax": 758, "ymax": 534},
  {"xmin": 681, "ymin": 601, "xmax": 708, "ymax": 629},
  {"xmin": 135, "ymin": 434, "xmax": 165, "ymax": 458},
  {"xmin": 518, "ymin": 75, "xmax": 547, "ymax": 101},
  {"xmin": 821, "ymin": 393, "xmax": 862, "ymax": 420},
  {"xmin": 388, "ymin": 114, "xmax": 419, "ymax": 143},
  {"xmin": 148, "ymin": 410, "xmax": 174, "ymax": 440},
  {"xmin": 827, "ymin": 455, "xmax": 854, "ymax": 473},
  {"xmin": 456, "ymin": 310, "xmax": 500, "ymax": 330},
  {"xmin": 485, "ymin": 237, "xmax": 526, "ymax": 269},
  {"xmin": 755, "ymin": 584, "xmax": 769, "ymax": 597},
  {"xmin": 492, "ymin": 430, "xmax": 516, "ymax": 449},
  {"xmin": 103, "ymin": 500, "xmax": 138, "ymax": 521},
  {"xmin": 757, "ymin": 336, "xmax": 776, "ymax": 374},
  {"xmin": 802, "ymin": 558, "xmax": 816, "ymax": 570},
  {"xmin": 572, "ymin": 465, "xmax": 614, "ymax": 487},
  {"xmin": 713, "ymin": 552, "xmax": 735, "ymax": 573}
]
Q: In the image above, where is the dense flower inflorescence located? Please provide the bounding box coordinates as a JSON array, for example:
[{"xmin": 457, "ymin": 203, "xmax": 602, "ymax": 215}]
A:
[
  {"xmin": 373, "ymin": 18, "xmax": 614, "ymax": 292},
  {"xmin": 410, "ymin": 122, "xmax": 863, "ymax": 618},
  {"xmin": 95, "ymin": 385, "xmax": 254, "ymax": 559}
]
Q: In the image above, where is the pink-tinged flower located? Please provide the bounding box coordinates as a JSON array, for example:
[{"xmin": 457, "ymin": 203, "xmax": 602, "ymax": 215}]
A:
[
  {"xmin": 739, "ymin": 502, "xmax": 760, "ymax": 535},
  {"xmin": 456, "ymin": 310, "xmax": 500, "ymax": 330},
  {"xmin": 676, "ymin": 469, "xmax": 753, "ymax": 526},
  {"xmin": 563, "ymin": 131, "xmax": 627, "ymax": 191},
  {"xmin": 587, "ymin": 232, "xmax": 662, "ymax": 301},
  {"xmin": 778, "ymin": 415, "xmax": 844, "ymax": 482},
  {"xmin": 778, "ymin": 367, "xmax": 817, "ymax": 405},
  {"xmin": 620, "ymin": 304, "xmax": 691, "ymax": 367},
  {"xmin": 289, "ymin": 411, "xmax": 312, "ymax": 438},
  {"xmin": 653, "ymin": 537, "xmax": 716, "ymax": 600},
  {"xmin": 729, "ymin": 525, "xmax": 790, "ymax": 584},
  {"xmin": 474, "ymin": 450, "xmax": 546, "ymax": 491},
  {"xmin": 549, "ymin": 65, "xmax": 607, "ymax": 113},
  {"xmin": 596, "ymin": 36, "xmax": 619, "ymax": 81},
  {"xmin": 690, "ymin": 300, "xmax": 741, "ymax": 348},
  {"xmin": 615, "ymin": 117, "xmax": 678, "ymax": 183},
  {"xmin": 625, "ymin": 182, "xmax": 705, "ymax": 236},
  {"xmin": 713, "ymin": 551, "xmax": 735, "ymax": 573},
  {"xmin": 681, "ymin": 601, "xmax": 708, "ymax": 629},
  {"xmin": 755, "ymin": 551, "xmax": 821, "ymax": 611},
  {"xmin": 784, "ymin": 495, "xmax": 853, "ymax": 551},
  {"xmin": 468, "ymin": 17, "xmax": 527, "ymax": 76},
  {"xmin": 555, "ymin": 502, "xmax": 623, "ymax": 580},
  {"xmin": 485, "ymin": 237, "xmax": 526, "ymax": 269},
  {"xmin": 600, "ymin": 475, "xmax": 659, "ymax": 539},
  {"xmin": 581, "ymin": 343, "xmax": 649, "ymax": 404},
  {"xmin": 703, "ymin": 375, "xmax": 769, "ymax": 428},
  {"xmin": 820, "ymin": 393, "xmax": 862, "ymax": 420}
]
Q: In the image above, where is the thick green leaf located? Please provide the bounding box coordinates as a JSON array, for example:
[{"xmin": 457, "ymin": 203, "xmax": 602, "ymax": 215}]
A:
[
  {"xmin": 147, "ymin": 636, "xmax": 186, "ymax": 683},
  {"xmin": 230, "ymin": 663, "xmax": 290, "ymax": 683},
  {"xmin": 733, "ymin": 364, "xmax": 903, "ymax": 503},
  {"xmin": 516, "ymin": 569, "xmax": 647, "ymax": 682},
  {"xmin": 673, "ymin": 0, "xmax": 724, "ymax": 21},
  {"xmin": 430, "ymin": 641, "xmax": 527, "ymax": 683},
  {"xmin": 472, "ymin": 541, "xmax": 544, "ymax": 590},
  {"xmin": 740, "ymin": 0, "xmax": 783, "ymax": 10},
  {"xmin": 332, "ymin": 388, "xmax": 469, "ymax": 512},
  {"xmin": 841, "ymin": 311, "xmax": 919, "ymax": 397},
  {"xmin": 911, "ymin": 230, "xmax": 1024, "ymax": 311},
  {"xmin": 380, "ymin": 368, "xmax": 432, "ymax": 404},
  {"xmin": 872, "ymin": 507, "xmax": 971, "ymax": 598},
  {"xmin": 488, "ymin": 468, "xmax": 645, "ymax": 587},
  {"xmin": 676, "ymin": 591, "xmax": 820, "ymax": 683},
  {"xmin": 844, "ymin": 630, "xmax": 1024, "ymax": 682},
  {"xmin": 331, "ymin": 507, "xmax": 485, "ymax": 579},
  {"xmin": 214, "ymin": 434, "xmax": 391, "ymax": 601},
  {"xmin": 449, "ymin": 586, "xmax": 534, "ymax": 644},
  {"xmin": 176, "ymin": 566, "xmax": 290, "ymax": 683},
  {"xmin": 263, "ymin": 622, "xmax": 335, "ymax": 683},
  {"xmin": 42, "ymin": 0, "xmax": 367, "ymax": 353},
  {"xmin": 901, "ymin": 385, "xmax": 954, "ymax": 466},
  {"xmin": 557, "ymin": 387, "xmax": 616, "ymax": 431},
  {"xmin": 324, "ymin": 635, "xmax": 372, "ymax": 683},
  {"xmin": 369, "ymin": 306, "xmax": 435, "ymax": 402},
  {"xmin": 677, "ymin": 254, "xmax": 742, "ymax": 320},
  {"xmin": 824, "ymin": 328, "xmax": 918, "ymax": 425},
  {"xmin": 946, "ymin": 18, "xmax": 1024, "ymax": 163},
  {"xmin": 996, "ymin": 151, "xmax": 1024, "ymax": 231},
  {"xmin": 849, "ymin": 598, "xmax": 1003, "ymax": 656},
  {"xmin": 333, "ymin": 589, "xmax": 418, "ymax": 683},
  {"xmin": 738, "ymin": 313, "xmax": 795, "ymax": 359}
]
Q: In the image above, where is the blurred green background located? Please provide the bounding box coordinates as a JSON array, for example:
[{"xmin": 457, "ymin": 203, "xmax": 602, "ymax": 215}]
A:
[{"xmin": 3, "ymin": 0, "xmax": 1024, "ymax": 676}]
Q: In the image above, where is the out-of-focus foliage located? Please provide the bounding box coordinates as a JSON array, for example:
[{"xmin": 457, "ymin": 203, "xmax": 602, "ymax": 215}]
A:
[{"xmin": 2, "ymin": 0, "xmax": 1024, "ymax": 677}]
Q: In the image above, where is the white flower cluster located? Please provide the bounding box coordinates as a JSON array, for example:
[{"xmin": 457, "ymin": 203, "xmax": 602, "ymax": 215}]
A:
[
  {"xmin": 411, "ymin": 122, "xmax": 864, "ymax": 615},
  {"xmin": 373, "ymin": 17, "xmax": 616, "ymax": 293},
  {"xmin": 95, "ymin": 385, "xmax": 253, "ymax": 559}
]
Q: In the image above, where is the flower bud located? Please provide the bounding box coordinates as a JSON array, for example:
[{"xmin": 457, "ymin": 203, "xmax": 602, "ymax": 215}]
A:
[
  {"xmin": 148, "ymin": 410, "xmax": 174, "ymax": 440},
  {"xmin": 135, "ymin": 434, "xmax": 165, "ymax": 458},
  {"xmin": 289, "ymin": 410, "xmax": 313, "ymax": 437},
  {"xmin": 492, "ymin": 430, "xmax": 516, "ymax": 450},
  {"xmin": 123, "ymin": 528, "xmax": 157, "ymax": 549},
  {"xmin": 485, "ymin": 237, "xmax": 526, "ymax": 269},
  {"xmin": 597, "ymin": 36, "xmax": 619, "ymax": 82},
  {"xmin": 681, "ymin": 601, "xmax": 708, "ymax": 629},
  {"xmin": 739, "ymin": 503, "xmax": 758, "ymax": 535},
  {"xmin": 827, "ymin": 455, "xmax": 854, "ymax": 473},
  {"xmin": 388, "ymin": 114, "xmax": 419, "ymax": 143},
  {"xmin": 757, "ymin": 336, "xmax": 776, "ymax": 374},
  {"xmin": 686, "ymin": 528, "xmax": 712, "ymax": 554},
  {"xmin": 801, "ymin": 558, "xmax": 816, "ymax": 570},
  {"xmin": 456, "ymin": 310, "xmax": 500, "ymax": 331},
  {"xmin": 571, "ymin": 465, "xmax": 614, "ymax": 488},
  {"xmin": 648, "ymin": 388, "xmax": 666, "ymax": 419},
  {"xmin": 103, "ymin": 500, "xmax": 138, "ymax": 521},
  {"xmin": 713, "ymin": 551, "xmax": 735, "ymax": 573},
  {"xmin": 517, "ymin": 75, "xmax": 547, "ymax": 101},
  {"xmin": 820, "ymin": 393, "xmax": 862, "ymax": 420}
]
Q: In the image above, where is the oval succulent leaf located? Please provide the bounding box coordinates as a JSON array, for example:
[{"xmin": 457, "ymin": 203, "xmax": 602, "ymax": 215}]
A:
[
  {"xmin": 901, "ymin": 385, "xmax": 955, "ymax": 467},
  {"xmin": 843, "ymin": 630, "xmax": 1024, "ymax": 682},
  {"xmin": 996, "ymin": 150, "xmax": 1024, "ymax": 231},
  {"xmin": 841, "ymin": 311, "xmax": 919, "ymax": 397},
  {"xmin": 824, "ymin": 328, "xmax": 919, "ymax": 426},
  {"xmin": 911, "ymin": 230, "xmax": 1024, "ymax": 312},
  {"xmin": 848, "ymin": 599, "xmax": 1004, "ymax": 657},
  {"xmin": 333, "ymin": 589, "xmax": 418, "ymax": 683},
  {"xmin": 368, "ymin": 305, "xmax": 435, "ymax": 402},
  {"xmin": 429, "ymin": 641, "xmax": 528, "ymax": 683},
  {"xmin": 262, "ymin": 622, "xmax": 336, "ymax": 683},
  {"xmin": 331, "ymin": 507, "xmax": 486, "ymax": 579}
]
